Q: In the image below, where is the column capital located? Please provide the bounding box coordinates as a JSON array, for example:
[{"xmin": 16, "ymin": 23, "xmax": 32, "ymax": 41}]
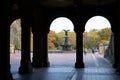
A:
[
  {"xmin": 73, "ymin": 17, "xmax": 86, "ymax": 34},
  {"xmin": 113, "ymin": 30, "xmax": 120, "ymax": 35},
  {"xmin": 74, "ymin": 28, "xmax": 85, "ymax": 34},
  {"xmin": 111, "ymin": 27, "xmax": 120, "ymax": 34}
]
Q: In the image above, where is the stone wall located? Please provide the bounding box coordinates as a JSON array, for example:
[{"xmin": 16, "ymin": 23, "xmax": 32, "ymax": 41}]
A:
[
  {"xmin": 104, "ymin": 33, "xmax": 114, "ymax": 63},
  {"xmin": 99, "ymin": 43, "xmax": 108, "ymax": 55}
]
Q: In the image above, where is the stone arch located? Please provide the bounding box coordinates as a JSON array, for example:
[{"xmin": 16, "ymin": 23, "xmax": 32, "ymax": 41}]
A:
[
  {"xmin": 84, "ymin": 15, "xmax": 112, "ymax": 51},
  {"xmin": 48, "ymin": 17, "xmax": 76, "ymax": 67},
  {"xmin": 49, "ymin": 17, "xmax": 74, "ymax": 32},
  {"xmin": 10, "ymin": 19, "xmax": 21, "ymax": 53},
  {"xmin": 45, "ymin": 16, "xmax": 76, "ymax": 33},
  {"xmin": 85, "ymin": 15, "xmax": 111, "ymax": 32},
  {"xmin": 10, "ymin": 19, "xmax": 22, "ymax": 77},
  {"xmin": 83, "ymin": 15, "xmax": 115, "ymax": 67}
]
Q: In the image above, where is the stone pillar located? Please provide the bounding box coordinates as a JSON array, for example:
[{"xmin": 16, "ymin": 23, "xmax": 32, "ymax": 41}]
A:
[
  {"xmin": 74, "ymin": 15, "xmax": 85, "ymax": 68},
  {"xmin": 0, "ymin": 20, "xmax": 13, "ymax": 80},
  {"xmin": 115, "ymin": 32, "xmax": 120, "ymax": 72},
  {"xmin": 42, "ymin": 31, "xmax": 50, "ymax": 67},
  {"xmin": 75, "ymin": 31, "xmax": 84, "ymax": 68},
  {"xmin": 112, "ymin": 13, "xmax": 120, "ymax": 68},
  {"xmin": 0, "ymin": 1, "xmax": 13, "ymax": 79},
  {"xmin": 112, "ymin": 32, "xmax": 120, "ymax": 68},
  {"xmin": 32, "ymin": 32, "xmax": 43, "ymax": 67},
  {"xmin": 32, "ymin": 30, "xmax": 50, "ymax": 68},
  {"xmin": 31, "ymin": 10, "xmax": 45, "ymax": 68},
  {"xmin": 19, "ymin": 18, "xmax": 32, "ymax": 74},
  {"xmin": 114, "ymin": 0, "xmax": 120, "ymax": 73},
  {"xmin": 32, "ymin": 21, "xmax": 50, "ymax": 67}
]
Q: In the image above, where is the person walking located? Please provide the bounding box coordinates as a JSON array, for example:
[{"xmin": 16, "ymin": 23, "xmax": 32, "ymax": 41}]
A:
[
  {"xmin": 84, "ymin": 48, "xmax": 87, "ymax": 55},
  {"xmin": 92, "ymin": 48, "xmax": 94, "ymax": 54}
]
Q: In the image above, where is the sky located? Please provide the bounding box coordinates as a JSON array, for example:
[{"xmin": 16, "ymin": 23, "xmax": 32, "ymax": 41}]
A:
[{"xmin": 50, "ymin": 16, "xmax": 111, "ymax": 33}]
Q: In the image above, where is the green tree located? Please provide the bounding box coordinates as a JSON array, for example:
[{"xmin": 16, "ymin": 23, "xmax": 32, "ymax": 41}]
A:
[
  {"xmin": 83, "ymin": 30, "xmax": 100, "ymax": 49},
  {"xmin": 98, "ymin": 27, "xmax": 111, "ymax": 44},
  {"xmin": 68, "ymin": 32, "xmax": 76, "ymax": 49},
  {"xmin": 83, "ymin": 27, "xmax": 111, "ymax": 49}
]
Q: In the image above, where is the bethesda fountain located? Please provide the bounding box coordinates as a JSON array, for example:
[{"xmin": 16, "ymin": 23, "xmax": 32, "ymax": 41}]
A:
[{"xmin": 61, "ymin": 29, "xmax": 72, "ymax": 51}]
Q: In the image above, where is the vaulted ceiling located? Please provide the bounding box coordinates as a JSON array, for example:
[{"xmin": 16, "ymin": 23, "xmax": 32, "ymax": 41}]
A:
[{"xmin": 41, "ymin": 0, "xmax": 116, "ymax": 7}]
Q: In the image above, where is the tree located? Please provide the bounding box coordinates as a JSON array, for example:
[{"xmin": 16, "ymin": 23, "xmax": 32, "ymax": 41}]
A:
[
  {"xmin": 10, "ymin": 19, "xmax": 21, "ymax": 50},
  {"xmin": 98, "ymin": 27, "xmax": 111, "ymax": 44},
  {"xmin": 83, "ymin": 27, "xmax": 111, "ymax": 50},
  {"xmin": 83, "ymin": 30, "xmax": 100, "ymax": 49},
  {"xmin": 48, "ymin": 31, "xmax": 76, "ymax": 50},
  {"xmin": 56, "ymin": 31, "xmax": 65, "ymax": 49},
  {"xmin": 68, "ymin": 32, "xmax": 76, "ymax": 49},
  {"xmin": 48, "ymin": 30, "xmax": 56, "ymax": 49}
]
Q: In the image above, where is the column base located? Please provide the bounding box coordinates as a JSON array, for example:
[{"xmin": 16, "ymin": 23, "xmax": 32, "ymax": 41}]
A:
[
  {"xmin": 8, "ymin": 73, "xmax": 13, "ymax": 80},
  {"xmin": 43, "ymin": 62, "xmax": 50, "ymax": 67},
  {"xmin": 31, "ymin": 62, "xmax": 43, "ymax": 68},
  {"xmin": 19, "ymin": 62, "xmax": 33, "ymax": 74},
  {"xmin": 1, "ymin": 72, "xmax": 13, "ymax": 80},
  {"xmin": 116, "ymin": 66, "xmax": 120, "ymax": 73},
  {"xmin": 113, "ymin": 63, "xmax": 119, "ymax": 68},
  {"xmin": 75, "ymin": 62, "xmax": 84, "ymax": 68}
]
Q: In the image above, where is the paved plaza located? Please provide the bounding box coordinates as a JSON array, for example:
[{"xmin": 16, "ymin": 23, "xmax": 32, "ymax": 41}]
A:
[{"xmin": 10, "ymin": 52, "xmax": 120, "ymax": 80}]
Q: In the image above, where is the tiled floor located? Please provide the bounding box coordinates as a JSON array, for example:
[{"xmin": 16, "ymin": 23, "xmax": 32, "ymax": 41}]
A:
[{"xmin": 10, "ymin": 52, "xmax": 120, "ymax": 80}]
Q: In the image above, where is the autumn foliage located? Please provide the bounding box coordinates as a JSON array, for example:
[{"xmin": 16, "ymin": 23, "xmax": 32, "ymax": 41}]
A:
[
  {"xmin": 83, "ymin": 27, "xmax": 111, "ymax": 49},
  {"xmin": 48, "ymin": 30, "xmax": 76, "ymax": 50}
]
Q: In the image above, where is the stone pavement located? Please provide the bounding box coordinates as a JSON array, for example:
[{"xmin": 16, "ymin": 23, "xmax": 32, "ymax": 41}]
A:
[{"xmin": 10, "ymin": 52, "xmax": 120, "ymax": 80}]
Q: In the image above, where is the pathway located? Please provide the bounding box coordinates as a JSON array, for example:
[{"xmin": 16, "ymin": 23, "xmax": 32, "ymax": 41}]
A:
[{"xmin": 10, "ymin": 52, "xmax": 120, "ymax": 80}]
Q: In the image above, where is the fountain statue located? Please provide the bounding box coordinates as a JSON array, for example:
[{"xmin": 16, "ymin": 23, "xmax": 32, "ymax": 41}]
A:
[{"xmin": 61, "ymin": 29, "xmax": 72, "ymax": 51}]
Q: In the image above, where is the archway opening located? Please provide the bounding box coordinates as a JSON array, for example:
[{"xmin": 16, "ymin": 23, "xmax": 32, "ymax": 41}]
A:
[
  {"xmin": 10, "ymin": 19, "xmax": 33, "ymax": 74},
  {"xmin": 48, "ymin": 17, "xmax": 76, "ymax": 67},
  {"xmin": 83, "ymin": 16, "xmax": 113, "ymax": 67},
  {"xmin": 10, "ymin": 19, "xmax": 21, "ymax": 73}
]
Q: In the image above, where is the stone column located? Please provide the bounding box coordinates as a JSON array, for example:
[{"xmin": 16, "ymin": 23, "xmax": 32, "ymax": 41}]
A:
[
  {"xmin": 75, "ymin": 31, "xmax": 84, "ymax": 68},
  {"xmin": 115, "ymin": 32, "xmax": 120, "ymax": 72},
  {"xmin": 113, "ymin": 32, "xmax": 120, "ymax": 68},
  {"xmin": 74, "ymin": 15, "xmax": 85, "ymax": 68},
  {"xmin": 32, "ymin": 32, "xmax": 43, "ymax": 67},
  {"xmin": 116, "ymin": 2, "xmax": 120, "ymax": 73},
  {"xmin": 0, "ymin": 1, "xmax": 13, "ymax": 79},
  {"xmin": 32, "ymin": 10, "xmax": 45, "ymax": 68},
  {"xmin": 42, "ymin": 31, "xmax": 50, "ymax": 67},
  {"xmin": 111, "ymin": 13, "xmax": 120, "ymax": 68},
  {"xmin": 0, "ymin": 21, "xmax": 13, "ymax": 80},
  {"xmin": 19, "ymin": 18, "xmax": 33, "ymax": 74}
]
